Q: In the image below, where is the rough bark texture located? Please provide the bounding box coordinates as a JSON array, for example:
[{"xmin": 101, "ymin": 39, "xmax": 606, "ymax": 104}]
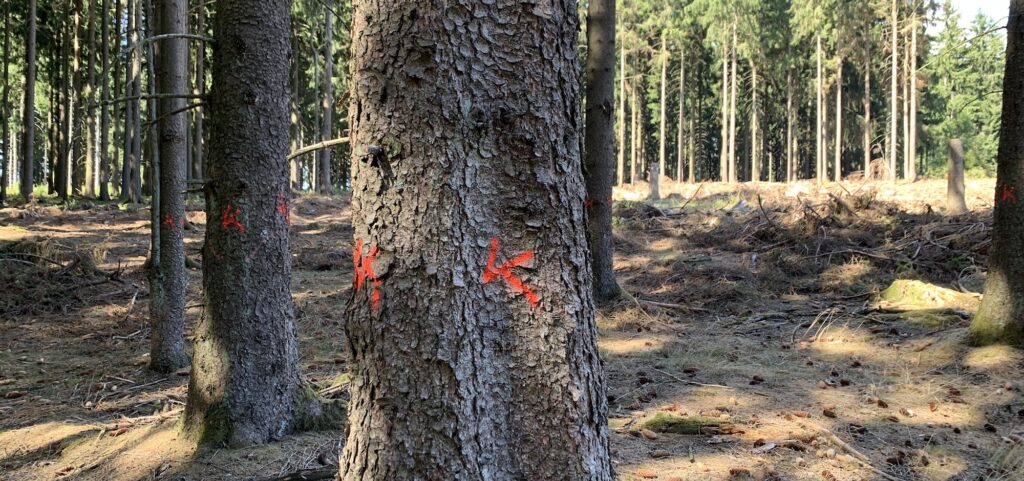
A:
[
  {"xmin": 971, "ymin": 0, "xmax": 1024, "ymax": 345},
  {"xmin": 99, "ymin": 0, "xmax": 111, "ymax": 200},
  {"xmin": 834, "ymin": 61, "xmax": 842, "ymax": 183},
  {"xmin": 584, "ymin": 0, "xmax": 620, "ymax": 302},
  {"xmin": 909, "ymin": 15, "xmax": 918, "ymax": 181},
  {"xmin": 657, "ymin": 35, "xmax": 666, "ymax": 184},
  {"xmin": 815, "ymin": 35, "xmax": 822, "ymax": 184},
  {"xmin": 863, "ymin": 56, "xmax": 871, "ymax": 181},
  {"xmin": 1, "ymin": 0, "xmax": 9, "ymax": 205},
  {"xmin": 184, "ymin": 0, "xmax": 317, "ymax": 446},
  {"xmin": 719, "ymin": 44, "xmax": 727, "ymax": 182},
  {"xmin": 341, "ymin": 0, "xmax": 613, "ymax": 479},
  {"xmin": 890, "ymin": 0, "xmax": 898, "ymax": 180},
  {"xmin": 149, "ymin": 0, "xmax": 189, "ymax": 373},
  {"xmin": 728, "ymin": 23, "xmax": 737, "ymax": 182},
  {"xmin": 21, "ymin": 0, "xmax": 37, "ymax": 202},
  {"xmin": 946, "ymin": 139, "xmax": 967, "ymax": 215},
  {"xmin": 318, "ymin": 2, "xmax": 333, "ymax": 193},
  {"xmin": 677, "ymin": 52, "xmax": 685, "ymax": 183},
  {"xmin": 193, "ymin": 1, "xmax": 206, "ymax": 181},
  {"xmin": 616, "ymin": 47, "xmax": 625, "ymax": 186}
]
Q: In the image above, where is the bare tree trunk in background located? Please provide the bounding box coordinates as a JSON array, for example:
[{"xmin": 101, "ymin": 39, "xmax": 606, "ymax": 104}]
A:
[
  {"xmin": 657, "ymin": 34, "xmax": 666, "ymax": 184},
  {"xmin": 184, "ymin": 0, "xmax": 322, "ymax": 446},
  {"xmin": 86, "ymin": 0, "xmax": 98, "ymax": 197},
  {"xmin": 121, "ymin": 0, "xmax": 137, "ymax": 202},
  {"xmin": 1, "ymin": 0, "xmax": 9, "ymax": 206},
  {"xmin": 584, "ymin": 0, "xmax": 620, "ymax": 302},
  {"xmin": 290, "ymin": 34, "xmax": 301, "ymax": 191},
  {"xmin": 864, "ymin": 52, "xmax": 872, "ymax": 181},
  {"xmin": 193, "ymin": 0, "xmax": 206, "ymax": 181},
  {"xmin": 144, "ymin": 0, "xmax": 159, "ymax": 199},
  {"xmin": 112, "ymin": 0, "xmax": 122, "ymax": 198},
  {"xmin": 617, "ymin": 45, "xmax": 625, "ymax": 186},
  {"xmin": 834, "ymin": 59, "xmax": 842, "ymax": 183},
  {"xmin": 341, "ymin": 1, "xmax": 612, "ymax": 478},
  {"xmin": 720, "ymin": 42, "xmax": 728, "ymax": 182},
  {"xmin": 148, "ymin": 0, "xmax": 189, "ymax": 373},
  {"xmin": 751, "ymin": 61, "xmax": 759, "ymax": 182},
  {"xmin": 786, "ymin": 69, "xmax": 793, "ymax": 182},
  {"xmin": 677, "ymin": 50, "xmax": 685, "ymax": 182},
  {"xmin": 72, "ymin": 0, "xmax": 85, "ymax": 196},
  {"xmin": 100, "ymin": 0, "xmax": 111, "ymax": 200},
  {"xmin": 21, "ymin": 0, "xmax": 37, "ymax": 202},
  {"xmin": 890, "ymin": 0, "xmax": 898, "ymax": 181},
  {"xmin": 816, "ymin": 35, "xmax": 823, "ymax": 184},
  {"xmin": 630, "ymin": 82, "xmax": 638, "ymax": 183},
  {"xmin": 728, "ymin": 21, "xmax": 737, "ymax": 182},
  {"xmin": 902, "ymin": 31, "xmax": 910, "ymax": 180},
  {"xmin": 131, "ymin": 0, "xmax": 143, "ymax": 200},
  {"xmin": 909, "ymin": 10, "xmax": 918, "ymax": 181},
  {"xmin": 946, "ymin": 139, "xmax": 967, "ymax": 215},
  {"xmin": 318, "ymin": 2, "xmax": 333, "ymax": 194},
  {"xmin": 971, "ymin": 0, "xmax": 1024, "ymax": 345}
]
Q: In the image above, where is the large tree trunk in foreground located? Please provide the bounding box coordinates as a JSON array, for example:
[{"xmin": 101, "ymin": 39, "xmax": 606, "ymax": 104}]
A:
[
  {"xmin": 971, "ymin": 0, "xmax": 1024, "ymax": 345},
  {"xmin": 946, "ymin": 139, "xmax": 967, "ymax": 215},
  {"xmin": 148, "ymin": 0, "xmax": 189, "ymax": 373},
  {"xmin": 340, "ymin": 0, "xmax": 612, "ymax": 479},
  {"xmin": 184, "ymin": 0, "xmax": 321, "ymax": 446},
  {"xmin": 21, "ymin": 0, "xmax": 38, "ymax": 202},
  {"xmin": 584, "ymin": 0, "xmax": 620, "ymax": 302}
]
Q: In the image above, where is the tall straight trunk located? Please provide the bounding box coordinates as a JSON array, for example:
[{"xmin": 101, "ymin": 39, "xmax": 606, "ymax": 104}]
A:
[
  {"xmin": 728, "ymin": 22, "xmax": 738, "ymax": 182},
  {"xmin": 786, "ymin": 69, "xmax": 793, "ymax": 182},
  {"xmin": 149, "ymin": 0, "xmax": 189, "ymax": 373},
  {"xmin": 318, "ymin": 2, "xmax": 333, "ymax": 193},
  {"xmin": 60, "ymin": 11, "xmax": 74, "ymax": 200},
  {"xmin": 184, "ymin": 0, "xmax": 317, "ymax": 446},
  {"xmin": 290, "ymin": 34, "xmax": 301, "ymax": 190},
  {"xmin": 677, "ymin": 50, "xmax": 685, "ymax": 182},
  {"xmin": 720, "ymin": 43, "xmax": 728, "ymax": 181},
  {"xmin": 688, "ymin": 112, "xmax": 695, "ymax": 182},
  {"xmin": 630, "ymin": 84, "xmax": 638, "ymax": 183},
  {"xmin": 616, "ymin": 46, "xmax": 625, "ymax": 186},
  {"xmin": 21, "ymin": 0, "xmax": 37, "ymax": 202},
  {"xmin": 193, "ymin": 0, "xmax": 206, "ymax": 180},
  {"xmin": 946, "ymin": 139, "xmax": 967, "ymax": 214},
  {"xmin": 86, "ymin": 0, "xmax": 98, "ymax": 197},
  {"xmin": 144, "ymin": 0, "xmax": 159, "ymax": 199},
  {"xmin": 971, "ymin": 0, "xmax": 1024, "ymax": 345},
  {"xmin": 657, "ymin": 34, "xmax": 667, "ymax": 184},
  {"xmin": 72, "ymin": 0, "xmax": 85, "ymax": 196},
  {"xmin": 864, "ymin": 53, "xmax": 872, "ymax": 181},
  {"xmin": 120, "ymin": 0, "xmax": 136, "ymax": 201},
  {"xmin": 100, "ymin": 0, "xmax": 111, "ymax": 200},
  {"xmin": 834, "ymin": 59, "xmax": 842, "ymax": 183},
  {"xmin": 890, "ymin": 0, "xmax": 899, "ymax": 180},
  {"xmin": 902, "ymin": 31, "xmax": 910, "ymax": 180},
  {"xmin": 816, "ymin": 35, "xmax": 823, "ymax": 184},
  {"xmin": 909, "ymin": 12, "xmax": 918, "ymax": 181},
  {"xmin": 112, "ymin": 0, "xmax": 122, "ymax": 197},
  {"xmin": 751, "ymin": 61, "xmax": 759, "ymax": 182},
  {"xmin": 130, "ymin": 0, "xmax": 143, "ymax": 199},
  {"xmin": 584, "ymin": 0, "xmax": 620, "ymax": 302},
  {"xmin": 341, "ymin": 1, "xmax": 612, "ymax": 479},
  {"xmin": 0, "ymin": 0, "xmax": 8, "ymax": 205}
]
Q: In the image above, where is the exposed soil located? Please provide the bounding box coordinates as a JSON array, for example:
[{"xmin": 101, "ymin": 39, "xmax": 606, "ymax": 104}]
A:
[{"xmin": 1, "ymin": 179, "xmax": 1021, "ymax": 481}]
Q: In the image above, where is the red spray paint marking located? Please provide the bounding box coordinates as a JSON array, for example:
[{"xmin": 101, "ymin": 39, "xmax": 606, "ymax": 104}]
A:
[
  {"xmin": 162, "ymin": 213, "xmax": 184, "ymax": 230},
  {"xmin": 353, "ymin": 239, "xmax": 383, "ymax": 312},
  {"xmin": 482, "ymin": 237, "xmax": 539, "ymax": 308},
  {"xmin": 1000, "ymin": 183, "xmax": 1017, "ymax": 204},
  {"xmin": 277, "ymin": 194, "xmax": 291, "ymax": 225},
  {"xmin": 220, "ymin": 202, "xmax": 245, "ymax": 233},
  {"xmin": 584, "ymin": 197, "xmax": 595, "ymax": 209}
]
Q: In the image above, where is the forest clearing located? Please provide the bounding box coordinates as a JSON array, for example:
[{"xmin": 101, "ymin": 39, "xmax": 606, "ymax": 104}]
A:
[{"xmin": 2, "ymin": 179, "xmax": 1021, "ymax": 481}]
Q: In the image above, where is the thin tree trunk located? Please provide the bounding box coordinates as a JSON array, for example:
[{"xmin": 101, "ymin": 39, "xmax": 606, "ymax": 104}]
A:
[
  {"xmin": 112, "ymin": 0, "xmax": 122, "ymax": 198},
  {"xmin": 319, "ymin": 1, "xmax": 333, "ymax": 194},
  {"xmin": 341, "ymin": 1, "xmax": 613, "ymax": 479},
  {"xmin": 100, "ymin": 0, "xmax": 111, "ymax": 200},
  {"xmin": 86, "ymin": 0, "xmax": 98, "ymax": 197},
  {"xmin": 728, "ymin": 21, "xmax": 738, "ymax": 183},
  {"xmin": 73, "ymin": 0, "xmax": 85, "ymax": 196},
  {"xmin": 121, "ymin": 0, "xmax": 135, "ymax": 201},
  {"xmin": 909, "ymin": 10, "xmax": 918, "ymax": 181},
  {"xmin": 751, "ymin": 61, "xmax": 759, "ymax": 182},
  {"xmin": 657, "ymin": 34, "xmax": 667, "ymax": 184},
  {"xmin": 630, "ymin": 83, "xmax": 637, "ymax": 183},
  {"xmin": 21, "ymin": 0, "xmax": 37, "ymax": 202},
  {"xmin": 786, "ymin": 69, "xmax": 793, "ymax": 182},
  {"xmin": 864, "ymin": 52, "xmax": 872, "ymax": 181},
  {"xmin": 890, "ymin": 0, "xmax": 899, "ymax": 181},
  {"xmin": 835, "ymin": 59, "xmax": 842, "ymax": 183},
  {"xmin": 144, "ymin": 0, "xmax": 159, "ymax": 199},
  {"xmin": 677, "ymin": 49, "xmax": 685, "ymax": 182},
  {"xmin": 193, "ymin": 0, "xmax": 206, "ymax": 181},
  {"xmin": 720, "ymin": 42, "xmax": 728, "ymax": 182},
  {"xmin": 616, "ymin": 45, "xmax": 625, "ymax": 186},
  {"xmin": 946, "ymin": 139, "xmax": 967, "ymax": 214},
  {"xmin": 131, "ymin": 0, "xmax": 143, "ymax": 200},
  {"xmin": 584, "ymin": 0, "xmax": 620, "ymax": 302},
  {"xmin": 0, "ymin": 0, "xmax": 8, "ymax": 205},
  {"xmin": 971, "ymin": 0, "xmax": 1024, "ymax": 344},
  {"xmin": 816, "ymin": 34, "xmax": 823, "ymax": 184},
  {"xmin": 184, "ymin": 0, "xmax": 319, "ymax": 446},
  {"xmin": 902, "ymin": 30, "xmax": 910, "ymax": 180}
]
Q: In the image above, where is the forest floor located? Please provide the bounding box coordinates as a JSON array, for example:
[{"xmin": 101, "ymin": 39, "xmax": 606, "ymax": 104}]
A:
[{"xmin": 1, "ymin": 178, "xmax": 1022, "ymax": 481}]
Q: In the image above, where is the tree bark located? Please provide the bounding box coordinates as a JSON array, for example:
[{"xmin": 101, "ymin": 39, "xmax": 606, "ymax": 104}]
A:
[
  {"xmin": 751, "ymin": 61, "xmax": 759, "ymax": 182},
  {"xmin": 584, "ymin": 0, "xmax": 620, "ymax": 302},
  {"xmin": 318, "ymin": 1, "xmax": 333, "ymax": 194},
  {"xmin": 971, "ymin": 0, "xmax": 1024, "ymax": 344},
  {"xmin": 720, "ymin": 42, "xmax": 728, "ymax": 182},
  {"xmin": 148, "ymin": 0, "xmax": 189, "ymax": 373},
  {"xmin": 786, "ymin": 69, "xmax": 793, "ymax": 182},
  {"xmin": 0, "ymin": 0, "xmax": 8, "ymax": 206},
  {"xmin": 902, "ymin": 29, "xmax": 910, "ymax": 180},
  {"xmin": 658, "ymin": 34, "xmax": 667, "ymax": 184},
  {"xmin": 909, "ymin": 11, "xmax": 918, "ymax": 181},
  {"xmin": 630, "ymin": 81, "xmax": 638, "ymax": 183},
  {"xmin": 946, "ymin": 139, "xmax": 967, "ymax": 215},
  {"xmin": 835, "ymin": 59, "xmax": 842, "ymax": 183},
  {"xmin": 816, "ymin": 34, "xmax": 823, "ymax": 184},
  {"xmin": 100, "ymin": 0, "xmax": 112, "ymax": 200},
  {"xmin": 616, "ymin": 44, "xmax": 625, "ymax": 186},
  {"xmin": 678, "ymin": 49, "xmax": 685, "ymax": 182},
  {"xmin": 144, "ymin": 0, "xmax": 159, "ymax": 199},
  {"xmin": 21, "ymin": 0, "xmax": 37, "ymax": 202},
  {"xmin": 864, "ymin": 52, "xmax": 872, "ymax": 181},
  {"xmin": 86, "ymin": 0, "xmax": 98, "ymax": 197},
  {"xmin": 340, "ymin": 1, "xmax": 613, "ymax": 479},
  {"xmin": 184, "ymin": 0, "xmax": 317, "ymax": 446},
  {"xmin": 890, "ymin": 0, "xmax": 898, "ymax": 181},
  {"xmin": 193, "ymin": 0, "xmax": 206, "ymax": 181},
  {"xmin": 728, "ymin": 21, "xmax": 738, "ymax": 182}
]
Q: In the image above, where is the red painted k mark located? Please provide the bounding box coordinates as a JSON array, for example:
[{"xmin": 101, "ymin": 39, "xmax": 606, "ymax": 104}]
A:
[{"xmin": 482, "ymin": 237, "xmax": 539, "ymax": 308}]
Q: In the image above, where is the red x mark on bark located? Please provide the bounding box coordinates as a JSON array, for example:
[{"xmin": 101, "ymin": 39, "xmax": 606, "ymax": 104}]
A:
[
  {"xmin": 221, "ymin": 202, "xmax": 245, "ymax": 233},
  {"xmin": 353, "ymin": 239, "xmax": 382, "ymax": 311},
  {"xmin": 1001, "ymin": 183, "xmax": 1017, "ymax": 204},
  {"xmin": 162, "ymin": 213, "xmax": 184, "ymax": 230},
  {"xmin": 277, "ymin": 193, "xmax": 291, "ymax": 225},
  {"xmin": 482, "ymin": 237, "xmax": 539, "ymax": 308}
]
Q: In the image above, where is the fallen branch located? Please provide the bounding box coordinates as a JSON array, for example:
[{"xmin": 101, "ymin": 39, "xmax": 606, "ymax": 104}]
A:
[
  {"xmin": 257, "ymin": 468, "xmax": 337, "ymax": 481},
  {"xmin": 288, "ymin": 137, "xmax": 350, "ymax": 160},
  {"xmin": 801, "ymin": 423, "xmax": 903, "ymax": 481},
  {"xmin": 652, "ymin": 368, "xmax": 733, "ymax": 389}
]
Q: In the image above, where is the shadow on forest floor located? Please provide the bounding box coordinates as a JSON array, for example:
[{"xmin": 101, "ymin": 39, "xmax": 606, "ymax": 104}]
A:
[{"xmin": 2, "ymin": 179, "xmax": 1022, "ymax": 481}]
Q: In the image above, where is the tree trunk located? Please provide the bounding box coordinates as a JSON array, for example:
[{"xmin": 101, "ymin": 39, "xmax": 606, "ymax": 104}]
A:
[
  {"xmin": 834, "ymin": 59, "xmax": 842, "ymax": 183},
  {"xmin": 72, "ymin": 0, "xmax": 85, "ymax": 196},
  {"xmin": 728, "ymin": 21, "xmax": 738, "ymax": 182},
  {"xmin": 630, "ymin": 82, "xmax": 638, "ymax": 183},
  {"xmin": 816, "ymin": 34, "xmax": 823, "ymax": 184},
  {"xmin": 318, "ymin": 2, "xmax": 333, "ymax": 194},
  {"xmin": 21, "ymin": 0, "xmax": 37, "ymax": 202},
  {"xmin": 131, "ymin": 0, "xmax": 143, "ymax": 200},
  {"xmin": 909, "ymin": 12, "xmax": 918, "ymax": 181},
  {"xmin": 677, "ymin": 49, "xmax": 685, "ymax": 182},
  {"xmin": 585, "ymin": 0, "xmax": 620, "ymax": 302},
  {"xmin": 0, "ymin": 0, "xmax": 8, "ymax": 206},
  {"xmin": 786, "ymin": 69, "xmax": 793, "ymax": 182},
  {"xmin": 658, "ymin": 34, "xmax": 667, "ymax": 184},
  {"xmin": 193, "ymin": 0, "xmax": 206, "ymax": 181},
  {"xmin": 890, "ymin": 0, "xmax": 898, "ymax": 181},
  {"xmin": 864, "ymin": 52, "xmax": 872, "ymax": 181},
  {"xmin": 971, "ymin": 0, "xmax": 1024, "ymax": 345},
  {"xmin": 616, "ymin": 45, "xmax": 625, "ymax": 186},
  {"xmin": 720, "ymin": 42, "xmax": 728, "ymax": 182},
  {"xmin": 100, "ymin": 0, "xmax": 111, "ymax": 200},
  {"xmin": 148, "ymin": 0, "xmax": 189, "ymax": 373},
  {"xmin": 340, "ymin": 1, "xmax": 613, "ymax": 479},
  {"xmin": 60, "ymin": 10, "xmax": 74, "ymax": 201},
  {"xmin": 751, "ymin": 61, "xmax": 759, "ymax": 182},
  {"xmin": 144, "ymin": 0, "xmax": 159, "ymax": 199},
  {"xmin": 86, "ymin": 0, "xmax": 98, "ymax": 197},
  {"xmin": 946, "ymin": 139, "xmax": 967, "ymax": 215},
  {"xmin": 902, "ymin": 30, "xmax": 910, "ymax": 180},
  {"xmin": 184, "ymin": 0, "xmax": 317, "ymax": 446}
]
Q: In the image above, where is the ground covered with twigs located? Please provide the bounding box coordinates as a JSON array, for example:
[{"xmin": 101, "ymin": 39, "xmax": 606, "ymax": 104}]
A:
[{"xmin": 1, "ymin": 179, "xmax": 1022, "ymax": 481}]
